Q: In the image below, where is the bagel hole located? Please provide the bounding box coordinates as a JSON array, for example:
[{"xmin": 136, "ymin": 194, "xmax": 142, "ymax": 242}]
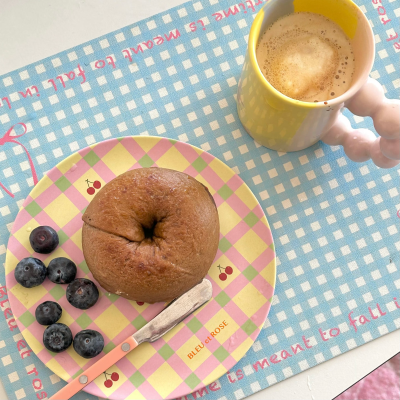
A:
[{"xmin": 143, "ymin": 221, "xmax": 157, "ymax": 240}]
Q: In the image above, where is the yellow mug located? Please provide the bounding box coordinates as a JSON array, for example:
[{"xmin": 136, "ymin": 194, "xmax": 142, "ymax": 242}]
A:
[{"xmin": 237, "ymin": 0, "xmax": 400, "ymax": 168}]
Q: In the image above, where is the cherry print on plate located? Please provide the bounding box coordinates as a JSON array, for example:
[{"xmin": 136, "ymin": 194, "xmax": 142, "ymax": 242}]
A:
[
  {"xmin": 218, "ymin": 265, "xmax": 233, "ymax": 281},
  {"xmin": 86, "ymin": 179, "xmax": 102, "ymax": 195}
]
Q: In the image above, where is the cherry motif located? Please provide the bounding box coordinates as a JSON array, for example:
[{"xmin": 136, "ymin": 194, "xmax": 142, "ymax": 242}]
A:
[
  {"xmin": 136, "ymin": 302, "xmax": 144, "ymax": 306},
  {"xmin": 103, "ymin": 371, "xmax": 119, "ymax": 388},
  {"xmin": 111, "ymin": 372, "xmax": 119, "ymax": 381},
  {"xmin": 217, "ymin": 265, "xmax": 233, "ymax": 281},
  {"xmin": 219, "ymin": 273, "xmax": 227, "ymax": 281},
  {"xmin": 93, "ymin": 180, "xmax": 101, "ymax": 189},
  {"xmin": 86, "ymin": 179, "xmax": 102, "ymax": 195}
]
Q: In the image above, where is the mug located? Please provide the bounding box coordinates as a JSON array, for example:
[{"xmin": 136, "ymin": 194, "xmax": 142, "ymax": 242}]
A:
[{"xmin": 237, "ymin": 0, "xmax": 400, "ymax": 168}]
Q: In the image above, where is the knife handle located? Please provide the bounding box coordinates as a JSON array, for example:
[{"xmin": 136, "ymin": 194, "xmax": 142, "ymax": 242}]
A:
[{"xmin": 49, "ymin": 336, "xmax": 138, "ymax": 400}]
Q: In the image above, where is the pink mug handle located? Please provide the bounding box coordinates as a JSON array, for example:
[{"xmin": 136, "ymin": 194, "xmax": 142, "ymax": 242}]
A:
[{"xmin": 321, "ymin": 78, "xmax": 400, "ymax": 168}]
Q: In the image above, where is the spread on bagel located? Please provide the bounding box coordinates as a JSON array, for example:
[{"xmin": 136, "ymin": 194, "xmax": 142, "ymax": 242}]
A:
[{"xmin": 82, "ymin": 167, "xmax": 220, "ymax": 303}]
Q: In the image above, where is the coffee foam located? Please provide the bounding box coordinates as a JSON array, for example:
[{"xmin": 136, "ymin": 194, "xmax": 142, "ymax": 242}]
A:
[{"xmin": 256, "ymin": 12, "xmax": 355, "ymax": 102}]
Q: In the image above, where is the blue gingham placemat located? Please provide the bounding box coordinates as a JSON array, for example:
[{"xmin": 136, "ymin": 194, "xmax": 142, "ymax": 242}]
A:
[{"xmin": 1, "ymin": 0, "xmax": 399, "ymax": 399}]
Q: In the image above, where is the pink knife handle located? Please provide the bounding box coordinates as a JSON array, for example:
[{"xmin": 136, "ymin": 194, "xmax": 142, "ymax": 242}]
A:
[{"xmin": 49, "ymin": 336, "xmax": 138, "ymax": 400}]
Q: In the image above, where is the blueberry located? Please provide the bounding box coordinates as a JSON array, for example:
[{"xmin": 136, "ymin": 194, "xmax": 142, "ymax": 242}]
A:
[
  {"xmin": 14, "ymin": 257, "xmax": 46, "ymax": 288},
  {"xmin": 47, "ymin": 258, "xmax": 77, "ymax": 284},
  {"xmin": 66, "ymin": 278, "xmax": 99, "ymax": 310},
  {"xmin": 29, "ymin": 226, "xmax": 59, "ymax": 254},
  {"xmin": 43, "ymin": 323, "xmax": 73, "ymax": 353},
  {"xmin": 35, "ymin": 301, "xmax": 62, "ymax": 325},
  {"xmin": 73, "ymin": 329, "xmax": 104, "ymax": 358}
]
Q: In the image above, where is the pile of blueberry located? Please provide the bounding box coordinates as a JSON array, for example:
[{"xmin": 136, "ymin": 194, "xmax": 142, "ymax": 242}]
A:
[{"xmin": 14, "ymin": 226, "xmax": 104, "ymax": 358}]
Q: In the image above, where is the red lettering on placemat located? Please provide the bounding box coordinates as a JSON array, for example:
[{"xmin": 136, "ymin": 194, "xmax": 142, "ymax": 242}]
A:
[{"xmin": 1, "ymin": 283, "xmax": 48, "ymax": 398}]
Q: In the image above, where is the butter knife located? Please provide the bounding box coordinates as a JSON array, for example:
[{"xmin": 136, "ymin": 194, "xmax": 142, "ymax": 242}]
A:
[{"xmin": 49, "ymin": 279, "xmax": 212, "ymax": 400}]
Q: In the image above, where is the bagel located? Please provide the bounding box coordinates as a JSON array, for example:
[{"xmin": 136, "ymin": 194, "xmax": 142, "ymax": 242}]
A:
[{"xmin": 82, "ymin": 168, "xmax": 220, "ymax": 303}]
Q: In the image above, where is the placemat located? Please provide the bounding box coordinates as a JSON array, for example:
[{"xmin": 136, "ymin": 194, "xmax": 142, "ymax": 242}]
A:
[{"xmin": 0, "ymin": 0, "xmax": 399, "ymax": 399}]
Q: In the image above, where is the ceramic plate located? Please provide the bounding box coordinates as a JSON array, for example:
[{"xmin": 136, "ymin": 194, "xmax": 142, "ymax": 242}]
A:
[{"xmin": 5, "ymin": 137, "xmax": 276, "ymax": 400}]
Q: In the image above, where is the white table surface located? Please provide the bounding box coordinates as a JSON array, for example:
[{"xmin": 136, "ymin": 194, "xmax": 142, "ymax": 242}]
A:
[{"xmin": 0, "ymin": 1, "xmax": 399, "ymax": 399}]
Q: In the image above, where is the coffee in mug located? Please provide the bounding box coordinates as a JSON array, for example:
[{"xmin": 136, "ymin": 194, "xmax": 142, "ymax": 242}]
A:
[{"xmin": 256, "ymin": 12, "xmax": 355, "ymax": 103}]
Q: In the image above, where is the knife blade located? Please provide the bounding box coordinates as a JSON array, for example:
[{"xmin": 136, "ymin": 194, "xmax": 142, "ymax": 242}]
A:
[{"xmin": 49, "ymin": 278, "xmax": 212, "ymax": 400}]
